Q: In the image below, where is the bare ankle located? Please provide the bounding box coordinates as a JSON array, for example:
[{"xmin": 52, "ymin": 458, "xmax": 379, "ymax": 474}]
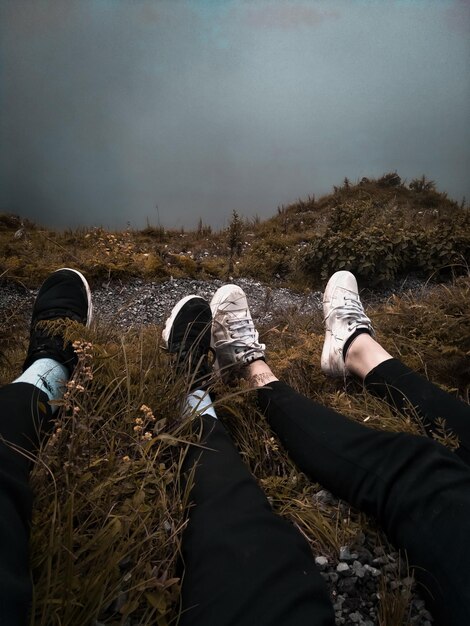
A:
[{"xmin": 345, "ymin": 333, "xmax": 393, "ymax": 379}]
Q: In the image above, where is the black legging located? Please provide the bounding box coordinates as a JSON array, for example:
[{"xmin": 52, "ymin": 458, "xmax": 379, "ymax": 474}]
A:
[
  {"xmin": 0, "ymin": 383, "xmax": 51, "ymax": 626},
  {"xmin": 365, "ymin": 358, "xmax": 470, "ymax": 465},
  {"xmin": 181, "ymin": 359, "xmax": 470, "ymax": 626}
]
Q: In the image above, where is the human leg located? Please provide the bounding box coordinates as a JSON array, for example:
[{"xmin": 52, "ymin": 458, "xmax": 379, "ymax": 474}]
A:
[
  {"xmin": 211, "ymin": 282, "xmax": 470, "ymax": 626},
  {"xmin": 255, "ymin": 376, "xmax": 470, "ymax": 626},
  {"xmin": 180, "ymin": 411, "xmax": 335, "ymax": 626},
  {"xmin": 0, "ymin": 268, "xmax": 92, "ymax": 625},
  {"xmin": 162, "ymin": 293, "xmax": 335, "ymax": 626},
  {"xmin": 322, "ymin": 270, "xmax": 470, "ymax": 465},
  {"xmin": 0, "ymin": 383, "xmax": 51, "ymax": 625},
  {"xmin": 363, "ymin": 356, "xmax": 470, "ymax": 465}
]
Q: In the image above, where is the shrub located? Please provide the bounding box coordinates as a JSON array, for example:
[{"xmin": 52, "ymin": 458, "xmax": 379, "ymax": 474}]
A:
[
  {"xmin": 300, "ymin": 221, "xmax": 470, "ymax": 285},
  {"xmin": 0, "ymin": 214, "xmax": 23, "ymax": 230},
  {"xmin": 409, "ymin": 175, "xmax": 436, "ymax": 192},
  {"xmin": 378, "ymin": 172, "xmax": 402, "ymax": 187}
]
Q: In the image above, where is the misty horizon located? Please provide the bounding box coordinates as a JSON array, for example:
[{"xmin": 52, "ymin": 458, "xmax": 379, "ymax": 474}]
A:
[{"xmin": 1, "ymin": 1, "xmax": 469, "ymax": 230}]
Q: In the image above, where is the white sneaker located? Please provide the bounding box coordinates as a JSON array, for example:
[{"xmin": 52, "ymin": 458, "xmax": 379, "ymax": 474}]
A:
[
  {"xmin": 321, "ymin": 271, "xmax": 374, "ymax": 377},
  {"xmin": 210, "ymin": 284, "xmax": 265, "ymax": 380}
]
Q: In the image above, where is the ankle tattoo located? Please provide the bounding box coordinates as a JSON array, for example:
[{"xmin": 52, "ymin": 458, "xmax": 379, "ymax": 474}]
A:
[{"xmin": 247, "ymin": 371, "xmax": 277, "ymax": 388}]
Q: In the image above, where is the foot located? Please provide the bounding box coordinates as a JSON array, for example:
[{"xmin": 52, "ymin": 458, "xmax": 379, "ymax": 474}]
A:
[
  {"xmin": 321, "ymin": 271, "xmax": 374, "ymax": 377},
  {"xmin": 23, "ymin": 268, "xmax": 93, "ymax": 376},
  {"xmin": 162, "ymin": 295, "xmax": 213, "ymax": 390},
  {"xmin": 210, "ymin": 284, "xmax": 265, "ymax": 381}
]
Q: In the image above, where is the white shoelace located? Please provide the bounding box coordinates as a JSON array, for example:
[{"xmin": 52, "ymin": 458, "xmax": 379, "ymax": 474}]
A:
[
  {"xmin": 223, "ymin": 316, "xmax": 265, "ymax": 356},
  {"xmin": 228, "ymin": 316, "xmax": 255, "ymax": 338},
  {"xmin": 328, "ymin": 297, "xmax": 372, "ymax": 332}
]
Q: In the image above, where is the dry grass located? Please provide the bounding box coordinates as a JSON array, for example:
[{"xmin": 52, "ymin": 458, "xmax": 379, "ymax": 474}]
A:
[
  {"xmin": 26, "ymin": 325, "xmax": 199, "ymax": 625},
  {"xmin": 0, "ymin": 175, "xmax": 469, "ymax": 624},
  {"xmin": 0, "ymin": 275, "xmax": 468, "ymax": 624}
]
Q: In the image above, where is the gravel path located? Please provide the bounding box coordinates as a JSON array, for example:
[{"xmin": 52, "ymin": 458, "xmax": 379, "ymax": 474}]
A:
[
  {"xmin": 0, "ymin": 277, "xmax": 323, "ymax": 327},
  {"xmin": 0, "ymin": 275, "xmax": 427, "ymax": 329}
]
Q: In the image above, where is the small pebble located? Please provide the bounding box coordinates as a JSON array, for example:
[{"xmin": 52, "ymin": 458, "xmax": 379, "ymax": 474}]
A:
[
  {"xmin": 337, "ymin": 562, "xmax": 350, "ymax": 573},
  {"xmin": 315, "ymin": 556, "xmax": 329, "ymax": 569}
]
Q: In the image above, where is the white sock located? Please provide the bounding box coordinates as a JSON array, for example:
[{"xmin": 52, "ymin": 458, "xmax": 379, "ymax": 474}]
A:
[
  {"xmin": 185, "ymin": 389, "xmax": 217, "ymax": 419},
  {"xmin": 13, "ymin": 358, "xmax": 69, "ymax": 412}
]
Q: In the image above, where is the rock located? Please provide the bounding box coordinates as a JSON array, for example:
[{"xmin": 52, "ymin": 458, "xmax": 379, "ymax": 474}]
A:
[
  {"xmin": 337, "ymin": 562, "xmax": 350, "ymax": 574},
  {"xmin": 364, "ymin": 564, "xmax": 381, "ymax": 577},
  {"xmin": 338, "ymin": 575, "xmax": 358, "ymax": 594},
  {"xmin": 315, "ymin": 556, "xmax": 329, "ymax": 569},
  {"xmin": 333, "ymin": 595, "xmax": 345, "ymax": 610},
  {"xmin": 339, "ymin": 546, "xmax": 358, "ymax": 561},
  {"xmin": 412, "ymin": 598, "xmax": 425, "ymax": 611},
  {"xmin": 352, "ymin": 560, "xmax": 366, "ymax": 578},
  {"xmin": 355, "ymin": 547, "xmax": 373, "ymax": 564},
  {"xmin": 383, "ymin": 562, "xmax": 399, "ymax": 573},
  {"xmin": 322, "ymin": 571, "xmax": 338, "ymax": 585},
  {"xmin": 313, "ymin": 489, "xmax": 337, "ymax": 506}
]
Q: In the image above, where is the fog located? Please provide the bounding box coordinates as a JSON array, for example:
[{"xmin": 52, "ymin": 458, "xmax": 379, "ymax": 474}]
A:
[{"xmin": 1, "ymin": 0, "xmax": 469, "ymax": 230}]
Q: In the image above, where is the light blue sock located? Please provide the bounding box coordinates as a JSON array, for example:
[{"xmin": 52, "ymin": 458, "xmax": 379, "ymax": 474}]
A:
[
  {"xmin": 13, "ymin": 358, "xmax": 69, "ymax": 412},
  {"xmin": 185, "ymin": 389, "xmax": 217, "ymax": 419}
]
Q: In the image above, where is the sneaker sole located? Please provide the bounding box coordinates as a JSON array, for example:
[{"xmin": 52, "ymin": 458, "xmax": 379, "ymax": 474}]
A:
[
  {"xmin": 162, "ymin": 295, "xmax": 206, "ymax": 350},
  {"xmin": 58, "ymin": 267, "xmax": 94, "ymax": 327}
]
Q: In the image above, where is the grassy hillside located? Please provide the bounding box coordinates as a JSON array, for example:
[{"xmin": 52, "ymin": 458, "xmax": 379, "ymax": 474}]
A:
[
  {"xmin": 0, "ymin": 174, "xmax": 469, "ymax": 625},
  {"xmin": 1, "ymin": 173, "xmax": 468, "ymax": 288}
]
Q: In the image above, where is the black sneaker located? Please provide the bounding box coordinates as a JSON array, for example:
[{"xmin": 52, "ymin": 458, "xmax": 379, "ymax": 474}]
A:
[
  {"xmin": 162, "ymin": 295, "xmax": 213, "ymax": 390},
  {"xmin": 23, "ymin": 268, "xmax": 93, "ymax": 376}
]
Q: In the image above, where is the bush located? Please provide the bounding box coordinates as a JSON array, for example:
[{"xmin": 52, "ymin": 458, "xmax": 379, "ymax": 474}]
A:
[
  {"xmin": 300, "ymin": 221, "xmax": 470, "ymax": 285},
  {"xmin": 378, "ymin": 172, "xmax": 402, "ymax": 187},
  {"xmin": 409, "ymin": 175, "xmax": 436, "ymax": 193}
]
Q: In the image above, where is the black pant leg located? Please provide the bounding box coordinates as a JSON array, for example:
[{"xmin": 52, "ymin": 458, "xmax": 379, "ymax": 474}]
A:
[
  {"xmin": 365, "ymin": 358, "xmax": 470, "ymax": 465},
  {"xmin": 0, "ymin": 383, "xmax": 52, "ymax": 626},
  {"xmin": 179, "ymin": 414, "xmax": 335, "ymax": 626},
  {"xmin": 258, "ymin": 381, "xmax": 470, "ymax": 626}
]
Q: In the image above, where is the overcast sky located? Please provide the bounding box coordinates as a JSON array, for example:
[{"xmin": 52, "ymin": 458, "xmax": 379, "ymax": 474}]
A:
[{"xmin": 1, "ymin": 0, "xmax": 469, "ymax": 230}]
